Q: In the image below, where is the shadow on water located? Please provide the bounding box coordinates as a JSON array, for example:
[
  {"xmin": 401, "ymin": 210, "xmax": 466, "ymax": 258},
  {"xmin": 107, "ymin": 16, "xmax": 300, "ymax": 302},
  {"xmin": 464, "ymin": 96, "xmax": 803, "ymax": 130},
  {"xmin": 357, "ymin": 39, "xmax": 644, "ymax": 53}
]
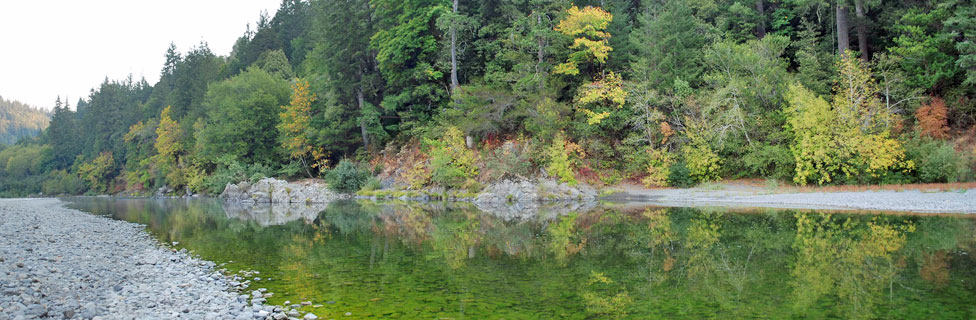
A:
[{"xmin": 63, "ymin": 197, "xmax": 976, "ymax": 319}]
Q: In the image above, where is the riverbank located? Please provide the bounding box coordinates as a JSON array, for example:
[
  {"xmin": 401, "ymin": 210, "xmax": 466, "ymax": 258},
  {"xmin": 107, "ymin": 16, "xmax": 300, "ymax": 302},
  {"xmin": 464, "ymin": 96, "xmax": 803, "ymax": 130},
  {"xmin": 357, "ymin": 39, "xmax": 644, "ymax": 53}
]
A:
[
  {"xmin": 0, "ymin": 199, "xmax": 317, "ymax": 320},
  {"xmin": 609, "ymin": 182, "xmax": 976, "ymax": 214},
  {"xmin": 222, "ymin": 177, "xmax": 597, "ymax": 204}
]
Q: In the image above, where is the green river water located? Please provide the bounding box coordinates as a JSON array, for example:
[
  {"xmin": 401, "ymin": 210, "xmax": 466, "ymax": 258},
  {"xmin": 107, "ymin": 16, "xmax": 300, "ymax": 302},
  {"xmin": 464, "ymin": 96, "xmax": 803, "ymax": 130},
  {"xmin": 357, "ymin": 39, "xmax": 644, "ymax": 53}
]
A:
[{"xmin": 63, "ymin": 197, "xmax": 976, "ymax": 319}]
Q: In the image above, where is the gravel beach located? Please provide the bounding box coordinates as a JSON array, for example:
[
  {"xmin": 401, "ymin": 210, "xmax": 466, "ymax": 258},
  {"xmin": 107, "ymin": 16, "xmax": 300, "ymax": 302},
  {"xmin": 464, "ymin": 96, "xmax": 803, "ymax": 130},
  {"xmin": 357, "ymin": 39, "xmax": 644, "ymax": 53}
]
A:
[
  {"xmin": 615, "ymin": 184, "xmax": 976, "ymax": 214},
  {"xmin": 0, "ymin": 199, "xmax": 312, "ymax": 320}
]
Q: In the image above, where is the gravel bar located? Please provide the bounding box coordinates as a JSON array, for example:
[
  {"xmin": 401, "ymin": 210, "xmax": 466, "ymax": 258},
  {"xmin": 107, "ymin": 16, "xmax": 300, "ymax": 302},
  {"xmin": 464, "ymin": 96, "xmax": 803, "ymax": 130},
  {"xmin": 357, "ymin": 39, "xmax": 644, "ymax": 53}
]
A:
[
  {"xmin": 0, "ymin": 198, "xmax": 313, "ymax": 320},
  {"xmin": 616, "ymin": 187, "xmax": 976, "ymax": 214},
  {"xmin": 726, "ymin": 189, "xmax": 976, "ymax": 213}
]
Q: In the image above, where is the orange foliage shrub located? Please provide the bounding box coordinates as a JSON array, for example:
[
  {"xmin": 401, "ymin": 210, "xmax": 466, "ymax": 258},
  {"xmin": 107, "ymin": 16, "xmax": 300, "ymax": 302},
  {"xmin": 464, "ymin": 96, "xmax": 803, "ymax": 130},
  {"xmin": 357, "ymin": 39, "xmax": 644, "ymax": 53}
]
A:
[
  {"xmin": 915, "ymin": 97, "xmax": 950, "ymax": 139},
  {"xmin": 373, "ymin": 141, "xmax": 429, "ymax": 189}
]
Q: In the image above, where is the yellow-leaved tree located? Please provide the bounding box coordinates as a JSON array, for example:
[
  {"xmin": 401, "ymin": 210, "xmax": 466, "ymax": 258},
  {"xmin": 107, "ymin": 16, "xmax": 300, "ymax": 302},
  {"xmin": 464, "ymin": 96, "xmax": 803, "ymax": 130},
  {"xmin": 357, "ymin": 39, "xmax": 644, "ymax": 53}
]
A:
[
  {"xmin": 554, "ymin": 6, "xmax": 613, "ymax": 76},
  {"xmin": 576, "ymin": 72, "xmax": 627, "ymax": 125},
  {"xmin": 426, "ymin": 126, "xmax": 478, "ymax": 189},
  {"xmin": 786, "ymin": 55, "xmax": 913, "ymax": 185},
  {"xmin": 554, "ymin": 6, "xmax": 626, "ymax": 125},
  {"xmin": 278, "ymin": 78, "xmax": 326, "ymax": 177},
  {"xmin": 152, "ymin": 106, "xmax": 189, "ymax": 190},
  {"xmin": 681, "ymin": 120, "xmax": 722, "ymax": 183},
  {"xmin": 77, "ymin": 152, "xmax": 115, "ymax": 193},
  {"xmin": 546, "ymin": 132, "xmax": 578, "ymax": 185}
]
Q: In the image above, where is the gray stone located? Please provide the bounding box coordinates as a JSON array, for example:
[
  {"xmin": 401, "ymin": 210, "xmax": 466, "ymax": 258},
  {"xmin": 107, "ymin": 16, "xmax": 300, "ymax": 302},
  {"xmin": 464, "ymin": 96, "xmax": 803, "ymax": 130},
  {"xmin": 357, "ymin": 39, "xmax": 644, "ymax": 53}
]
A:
[
  {"xmin": 474, "ymin": 178, "xmax": 597, "ymax": 204},
  {"xmin": 221, "ymin": 178, "xmax": 348, "ymax": 204},
  {"xmin": 0, "ymin": 199, "xmax": 266, "ymax": 320}
]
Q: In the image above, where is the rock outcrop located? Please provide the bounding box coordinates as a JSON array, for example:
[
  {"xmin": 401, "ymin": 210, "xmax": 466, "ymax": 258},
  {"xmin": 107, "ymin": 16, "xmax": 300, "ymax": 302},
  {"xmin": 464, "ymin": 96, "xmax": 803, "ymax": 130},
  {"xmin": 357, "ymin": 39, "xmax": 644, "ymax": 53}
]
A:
[
  {"xmin": 474, "ymin": 179, "xmax": 597, "ymax": 204},
  {"xmin": 220, "ymin": 178, "xmax": 346, "ymax": 204}
]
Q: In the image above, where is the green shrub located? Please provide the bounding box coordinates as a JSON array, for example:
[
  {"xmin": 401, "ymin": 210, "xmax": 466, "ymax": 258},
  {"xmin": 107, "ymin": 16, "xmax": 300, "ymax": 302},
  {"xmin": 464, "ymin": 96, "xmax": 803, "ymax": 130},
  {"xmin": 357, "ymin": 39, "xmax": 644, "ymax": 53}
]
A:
[
  {"xmin": 481, "ymin": 141, "xmax": 534, "ymax": 181},
  {"xmin": 42, "ymin": 170, "xmax": 87, "ymax": 195},
  {"xmin": 325, "ymin": 160, "xmax": 369, "ymax": 193},
  {"xmin": 905, "ymin": 135, "xmax": 972, "ymax": 183},
  {"xmin": 361, "ymin": 176, "xmax": 383, "ymax": 192},
  {"xmin": 201, "ymin": 157, "xmax": 277, "ymax": 195},
  {"xmin": 277, "ymin": 160, "xmax": 304, "ymax": 178},
  {"xmin": 742, "ymin": 144, "xmax": 794, "ymax": 181},
  {"xmin": 668, "ymin": 161, "xmax": 695, "ymax": 188}
]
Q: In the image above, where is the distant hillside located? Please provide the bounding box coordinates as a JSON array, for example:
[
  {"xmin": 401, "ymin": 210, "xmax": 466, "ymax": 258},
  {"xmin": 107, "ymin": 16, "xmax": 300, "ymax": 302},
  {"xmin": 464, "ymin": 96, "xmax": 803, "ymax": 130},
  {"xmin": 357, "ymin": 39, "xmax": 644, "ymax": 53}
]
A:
[{"xmin": 0, "ymin": 95, "xmax": 50, "ymax": 145}]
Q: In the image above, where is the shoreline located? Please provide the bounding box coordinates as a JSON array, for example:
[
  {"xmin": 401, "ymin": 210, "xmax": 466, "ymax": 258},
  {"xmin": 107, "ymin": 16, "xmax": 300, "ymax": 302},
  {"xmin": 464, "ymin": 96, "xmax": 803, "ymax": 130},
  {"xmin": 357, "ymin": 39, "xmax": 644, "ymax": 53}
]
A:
[
  {"xmin": 607, "ymin": 183, "xmax": 976, "ymax": 214},
  {"xmin": 53, "ymin": 179, "xmax": 976, "ymax": 215},
  {"xmin": 0, "ymin": 199, "xmax": 317, "ymax": 320}
]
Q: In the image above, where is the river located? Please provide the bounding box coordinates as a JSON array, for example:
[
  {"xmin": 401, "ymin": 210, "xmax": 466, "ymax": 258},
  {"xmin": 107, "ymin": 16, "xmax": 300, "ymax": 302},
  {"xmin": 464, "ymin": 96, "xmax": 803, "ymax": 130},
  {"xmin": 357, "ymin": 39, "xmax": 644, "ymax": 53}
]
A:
[{"xmin": 63, "ymin": 197, "xmax": 976, "ymax": 319}]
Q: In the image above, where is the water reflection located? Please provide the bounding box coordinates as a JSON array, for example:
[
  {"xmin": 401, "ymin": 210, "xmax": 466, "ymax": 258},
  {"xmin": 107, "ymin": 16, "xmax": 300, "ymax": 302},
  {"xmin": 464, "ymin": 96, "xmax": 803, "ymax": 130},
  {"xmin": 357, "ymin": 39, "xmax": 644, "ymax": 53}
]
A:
[
  {"xmin": 223, "ymin": 202, "xmax": 328, "ymax": 226},
  {"xmin": 63, "ymin": 197, "xmax": 976, "ymax": 319}
]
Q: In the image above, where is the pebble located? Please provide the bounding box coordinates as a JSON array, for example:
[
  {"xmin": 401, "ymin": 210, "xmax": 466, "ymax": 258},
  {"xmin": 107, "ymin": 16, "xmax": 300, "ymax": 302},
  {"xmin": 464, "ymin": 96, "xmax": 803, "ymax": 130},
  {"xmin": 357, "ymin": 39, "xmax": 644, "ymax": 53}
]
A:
[{"xmin": 0, "ymin": 199, "xmax": 267, "ymax": 319}]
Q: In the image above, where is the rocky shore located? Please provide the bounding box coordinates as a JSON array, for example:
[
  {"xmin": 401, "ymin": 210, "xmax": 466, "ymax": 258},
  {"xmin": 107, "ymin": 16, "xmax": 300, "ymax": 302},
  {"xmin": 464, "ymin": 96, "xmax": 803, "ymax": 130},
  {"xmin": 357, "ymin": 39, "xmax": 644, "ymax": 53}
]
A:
[
  {"xmin": 473, "ymin": 179, "xmax": 597, "ymax": 203},
  {"xmin": 357, "ymin": 178, "xmax": 599, "ymax": 204},
  {"xmin": 223, "ymin": 177, "xmax": 599, "ymax": 207},
  {"xmin": 0, "ymin": 199, "xmax": 318, "ymax": 320},
  {"xmin": 220, "ymin": 178, "xmax": 346, "ymax": 204}
]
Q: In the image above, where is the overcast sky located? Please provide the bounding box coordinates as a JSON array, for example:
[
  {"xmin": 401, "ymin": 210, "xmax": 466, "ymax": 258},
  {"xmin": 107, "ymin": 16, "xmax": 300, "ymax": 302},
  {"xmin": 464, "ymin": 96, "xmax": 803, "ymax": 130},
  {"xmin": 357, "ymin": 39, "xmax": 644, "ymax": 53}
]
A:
[{"xmin": 0, "ymin": 0, "xmax": 282, "ymax": 110}]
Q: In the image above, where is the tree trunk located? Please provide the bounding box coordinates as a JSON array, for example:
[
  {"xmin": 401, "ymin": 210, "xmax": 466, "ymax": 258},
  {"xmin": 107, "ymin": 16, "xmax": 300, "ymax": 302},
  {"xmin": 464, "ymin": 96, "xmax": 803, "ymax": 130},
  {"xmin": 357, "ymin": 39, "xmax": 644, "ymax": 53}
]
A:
[
  {"xmin": 854, "ymin": 0, "xmax": 869, "ymax": 62},
  {"xmin": 836, "ymin": 1, "xmax": 850, "ymax": 56},
  {"xmin": 449, "ymin": 0, "xmax": 460, "ymax": 93},
  {"xmin": 536, "ymin": 13, "xmax": 546, "ymax": 92},
  {"xmin": 755, "ymin": 0, "xmax": 766, "ymax": 38},
  {"xmin": 357, "ymin": 89, "xmax": 369, "ymax": 150}
]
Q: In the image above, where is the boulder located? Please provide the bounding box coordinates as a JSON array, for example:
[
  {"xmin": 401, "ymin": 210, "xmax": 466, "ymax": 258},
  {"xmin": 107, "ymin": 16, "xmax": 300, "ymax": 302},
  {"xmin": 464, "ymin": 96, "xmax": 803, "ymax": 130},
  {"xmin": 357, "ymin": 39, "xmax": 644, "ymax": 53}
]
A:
[
  {"xmin": 221, "ymin": 178, "xmax": 347, "ymax": 204},
  {"xmin": 474, "ymin": 178, "xmax": 596, "ymax": 204}
]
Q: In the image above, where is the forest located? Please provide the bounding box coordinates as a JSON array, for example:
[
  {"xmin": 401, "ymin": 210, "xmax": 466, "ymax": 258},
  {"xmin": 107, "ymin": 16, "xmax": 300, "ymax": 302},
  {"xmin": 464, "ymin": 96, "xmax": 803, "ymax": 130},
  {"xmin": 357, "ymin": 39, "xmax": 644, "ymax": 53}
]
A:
[
  {"xmin": 0, "ymin": 96, "xmax": 49, "ymax": 145},
  {"xmin": 1, "ymin": 0, "xmax": 975, "ymax": 197}
]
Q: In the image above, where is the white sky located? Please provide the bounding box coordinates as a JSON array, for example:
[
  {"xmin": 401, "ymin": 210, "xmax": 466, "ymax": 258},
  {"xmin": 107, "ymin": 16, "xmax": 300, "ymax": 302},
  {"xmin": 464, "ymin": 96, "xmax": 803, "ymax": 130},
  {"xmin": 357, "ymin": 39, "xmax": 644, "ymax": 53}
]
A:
[{"xmin": 0, "ymin": 0, "xmax": 282, "ymax": 110}]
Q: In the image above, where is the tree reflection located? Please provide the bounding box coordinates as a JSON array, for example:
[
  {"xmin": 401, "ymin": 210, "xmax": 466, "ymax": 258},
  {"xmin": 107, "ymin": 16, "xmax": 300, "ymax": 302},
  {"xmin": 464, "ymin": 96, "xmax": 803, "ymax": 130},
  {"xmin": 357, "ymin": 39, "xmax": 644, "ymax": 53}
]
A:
[
  {"xmin": 62, "ymin": 198, "xmax": 976, "ymax": 319},
  {"xmin": 547, "ymin": 212, "xmax": 585, "ymax": 266},
  {"xmin": 790, "ymin": 212, "xmax": 915, "ymax": 319}
]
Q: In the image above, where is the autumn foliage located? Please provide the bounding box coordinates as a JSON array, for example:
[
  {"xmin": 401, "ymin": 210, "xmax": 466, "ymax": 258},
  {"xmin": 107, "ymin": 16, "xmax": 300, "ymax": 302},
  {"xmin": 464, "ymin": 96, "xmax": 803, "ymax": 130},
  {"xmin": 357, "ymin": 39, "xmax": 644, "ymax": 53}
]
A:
[
  {"xmin": 279, "ymin": 78, "xmax": 328, "ymax": 175},
  {"xmin": 915, "ymin": 97, "xmax": 950, "ymax": 139},
  {"xmin": 77, "ymin": 152, "xmax": 115, "ymax": 193},
  {"xmin": 786, "ymin": 57, "xmax": 914, "ymax": 185},
  {"xmin": 553, "ymin": 6, "xmax": 613, "ymax": 76}
]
